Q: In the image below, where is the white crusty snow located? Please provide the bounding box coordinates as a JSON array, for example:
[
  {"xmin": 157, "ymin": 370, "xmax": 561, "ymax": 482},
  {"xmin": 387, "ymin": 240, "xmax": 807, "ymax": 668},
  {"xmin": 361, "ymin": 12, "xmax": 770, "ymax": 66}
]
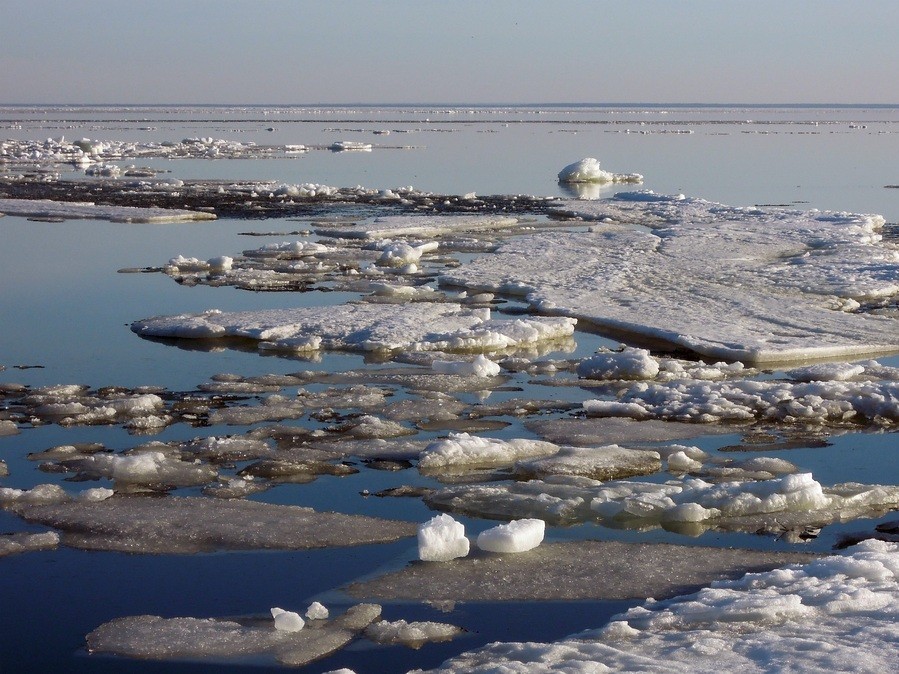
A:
[
  {"xmin": 476, "ymin": 518, "xmax": 545, "ymax": 553},
  {"xmin": 431, "ymin": 355, "xmax": 501, "ymax": 378},
  {"xmin": 557, "ymin": 158, "xmax": 643, "ymax": 185},
  {"xmin": 441, "ymin": 192, "xmax": 899, "ymax": 365},
  {"xmin": 418, "ymin": 433, "xmax": 560, "ymax": 473},
  {"xmin": 423, "ymin": 540, "xmax": 899, "ymax": 674},
  {"xmin": 418, "ymin": 513, "xmax": 470, "ymax": 562},
  {"xmin": 131, "ymin": 304, "xmax": 576, "ymax": 354},
  {"xmin": 425, "ymin": 471, "xmax": 899, "ymax": 534},
  {"xmin": 0, "ymin": 531, "xmax": 60, "ymax": 557},
  {"xmin": 0, "ymin": 198, "xmax": 216, "ymax": 223}
]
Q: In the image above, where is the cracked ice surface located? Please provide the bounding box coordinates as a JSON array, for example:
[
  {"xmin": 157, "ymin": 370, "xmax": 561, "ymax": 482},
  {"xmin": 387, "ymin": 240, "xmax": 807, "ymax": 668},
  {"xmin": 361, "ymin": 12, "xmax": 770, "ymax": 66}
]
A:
[
  {"xmin": 441, "ymin": 192, "xmax": 899, "ymax": 364},
  {"xmin": 0, "ymin": 198, "xmax": 216, "ymax": 223},
  {"xmin": 421, "ymin": 540, "xmax": 899, "ymax": 674},
  {"xmin": 131, "ymin": 304, "xmax": 576, "ymax": 354}
]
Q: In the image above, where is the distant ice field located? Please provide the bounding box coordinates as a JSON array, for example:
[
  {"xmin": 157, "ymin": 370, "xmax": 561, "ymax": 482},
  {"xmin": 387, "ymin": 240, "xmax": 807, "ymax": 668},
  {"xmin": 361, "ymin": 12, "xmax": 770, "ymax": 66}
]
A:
[{"xmin": 2, "ymin": 104, "xmax": 899, "ymax": 674}]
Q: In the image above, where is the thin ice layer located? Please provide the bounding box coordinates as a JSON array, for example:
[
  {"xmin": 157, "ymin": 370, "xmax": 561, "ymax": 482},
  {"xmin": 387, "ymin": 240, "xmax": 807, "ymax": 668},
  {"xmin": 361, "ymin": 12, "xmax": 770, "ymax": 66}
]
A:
[
  {"xmin": 421, "ymin": 540, "xmax": 899, "ymax": 674},
  {"xmin": 0, "ymin": 198, "xmax": 216, "ymax": 223},
  {"xmin": 132, "ymin": 304, "xmax": 576, "ymax": 354},
  {"xmin": 441, "ymin": 192, "xmax": 899, "ymax": 364},
  {"xmin": 9, "ymin": 495, "xmax": 415, "ymax": 553}
]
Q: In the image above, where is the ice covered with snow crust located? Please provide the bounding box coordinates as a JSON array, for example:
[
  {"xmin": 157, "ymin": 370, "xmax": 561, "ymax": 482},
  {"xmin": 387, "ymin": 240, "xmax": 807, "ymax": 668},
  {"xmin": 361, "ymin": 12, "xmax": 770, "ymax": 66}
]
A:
[
  {"xmin": 441, "ymin": 192, "xmax": 899, "ymax": 364},
  {"xmin": 422, "ymin": 540, "xmax": 899, "ymax": 674},
  {"xmin": 131, "ymin": 304, "xmax": 576, "ymax": 354}
]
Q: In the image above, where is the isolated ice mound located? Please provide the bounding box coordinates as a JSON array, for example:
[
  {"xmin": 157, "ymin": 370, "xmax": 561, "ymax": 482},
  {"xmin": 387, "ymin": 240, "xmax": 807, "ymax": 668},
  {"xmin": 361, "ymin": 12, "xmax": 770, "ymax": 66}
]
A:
[
  {"xmin": 577, "ymin": 347, "xmax": 660, "ymax": 380},
  {"xmin": 418, "ymin": 513, "xmax": 469, "ymax": 562},
  {"xmin": 270, "ymin": 608, "xmax": 305, "ymax": 632},
  {"xmin": 441, "ymin": 194, "xmax": 899, "ymax": 365},
  {"xmin": 477, "ymin": 518, "xmax": 545, "ymax": 553},
  {"xmin": 557, "ymin": 158, "xmax": 643, "ymax": 184},
  {"xmin": 364, "ymin": 619, "xmax": 463, "ymax": 647},
  {"xmin": 0, "ymin": 198, "xmax": 216, "ymax": 223},
  {"xmin": 421, "ymin": 540, "xmax": 899, "ymax": 674},
  {"xmin": 431, "ymin": 355, "xmax": 501, "ymax": 377},
  {"xmin": 131, "ymin": 304, "xmax": 576, "ymax": 355}
]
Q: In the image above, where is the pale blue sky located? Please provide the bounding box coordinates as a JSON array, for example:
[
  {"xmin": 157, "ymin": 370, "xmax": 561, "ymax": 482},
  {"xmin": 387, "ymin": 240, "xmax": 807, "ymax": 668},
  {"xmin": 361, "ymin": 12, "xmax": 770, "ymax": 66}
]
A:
[{"xmin": 2, "ymin": 0, "xmax": 897, "ymax": 104}]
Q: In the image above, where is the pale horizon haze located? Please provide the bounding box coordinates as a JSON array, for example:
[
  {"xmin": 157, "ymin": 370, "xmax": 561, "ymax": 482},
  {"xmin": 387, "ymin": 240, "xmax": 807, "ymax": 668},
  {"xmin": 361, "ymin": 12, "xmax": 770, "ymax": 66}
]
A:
[{"xmin": 2, "ymin": 0, "xmax": 898, "ymax": 105}]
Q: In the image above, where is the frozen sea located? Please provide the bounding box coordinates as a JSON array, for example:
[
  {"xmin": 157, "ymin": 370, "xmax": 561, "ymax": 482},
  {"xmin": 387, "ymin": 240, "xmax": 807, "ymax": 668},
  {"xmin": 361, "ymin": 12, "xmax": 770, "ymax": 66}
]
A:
[{"xmin": 1, "ymin": 104, "xmax": 899, "ymax": 673}]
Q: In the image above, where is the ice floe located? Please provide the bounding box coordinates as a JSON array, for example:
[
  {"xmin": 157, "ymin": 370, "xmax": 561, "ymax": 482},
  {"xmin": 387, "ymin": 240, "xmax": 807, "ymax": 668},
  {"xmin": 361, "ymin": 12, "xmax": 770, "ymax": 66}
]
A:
[
  {"xmin": 425, "ymin": 471, "xmax": 899, "ymax": 536},
  {"xmin": 557, "ymin": 157, "xmax": 643, "ymax": 185},
  {"xmin": 131, "ymin": 304, "xmax": 577, "ymax": 355},
  {"xmin": 364, "ymin": 619, "xmax": 463, "ymax": 648},
  {"xmin": 418, "ymin": 433, "xmax": 559, "ymax": 473},
  {"xmin": 442, "ymin": 192, "xmax": 899, "ymax": 364},
  {"xmin": 0, "ymin": 531, "xmax": 59, "ymax": 557},
  {"xmin": 514, "ymin": 445, "xmax": 662, "ymax": 481},
  {"xmin": 86, "ymin": 603, "xmax": 383, "ymax": 667},
  {"xmin": 346, "ymin": 540, "xmax": 816, "ymax": 602},
  {"xmin": 0, "ymin": 198, "xmax": 215, "ymax": 223},
  {"xmin": 6, "ymin": 495, "xmax": 415, "ymax": 553},
  {"xmin": 312, "ymin": 214, "xmax": 519, "ymax": 240},
  {"xmin": 421, "ymin": 540, "xmax": 899, "ymax": 674}
]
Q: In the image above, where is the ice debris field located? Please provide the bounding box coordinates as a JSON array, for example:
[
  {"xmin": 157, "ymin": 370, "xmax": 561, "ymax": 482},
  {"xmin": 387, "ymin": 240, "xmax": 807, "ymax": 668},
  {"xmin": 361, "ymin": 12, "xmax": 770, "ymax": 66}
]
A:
[{"xmin": 2, "ymin": 144, "xmax": 899, "ymax": 672}]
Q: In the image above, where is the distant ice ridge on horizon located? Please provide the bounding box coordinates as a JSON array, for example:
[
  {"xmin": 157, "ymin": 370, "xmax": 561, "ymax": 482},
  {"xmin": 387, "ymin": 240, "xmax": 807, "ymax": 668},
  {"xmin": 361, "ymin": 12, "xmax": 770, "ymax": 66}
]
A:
[{"xmin": 442, "ymin": 190, "xmax": 899, "ymax": 365}]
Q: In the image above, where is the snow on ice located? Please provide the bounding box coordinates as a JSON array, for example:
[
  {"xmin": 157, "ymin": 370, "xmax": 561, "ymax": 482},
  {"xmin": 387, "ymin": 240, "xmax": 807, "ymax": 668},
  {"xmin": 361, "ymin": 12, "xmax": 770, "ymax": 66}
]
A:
[
  {"xmin": 0, "ymin": 198, "xmax": 216, "ymax": 223},
  {"xmin": 131, "ymin": 303, "xmax": 577, "ymax": 355},
  {"xmin": 421, "ymin": 540, "xmax": 899, "ymax": 674},
  {"xmin": 557, "ymin": 158, "xmax": 643, "ymax": 185},
  {"xmin": 441, "ymin": 192, "xmax": 899, "ymax": 365},
  {"xmin": 418, "ymin": 513, "xmax": 470, "ymax": 562}
]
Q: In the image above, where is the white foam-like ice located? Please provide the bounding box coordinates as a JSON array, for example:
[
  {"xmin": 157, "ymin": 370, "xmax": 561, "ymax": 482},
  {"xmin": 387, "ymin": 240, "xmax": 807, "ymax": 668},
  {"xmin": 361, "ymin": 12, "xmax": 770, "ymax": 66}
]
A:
[
  {"xmin": 0, "ymin": 198, "xmax": 216, "ymax": 223},
  {"xmin": 441, "ymin": 193, "xmax": 899, "ymax": 364},
  {"xmin": 422, "ymin": 540, "xmax": 899, "ymax": 674},
  {"xmin": 131, "ymin": 304, "xmax": 576, "ymax": 354}
]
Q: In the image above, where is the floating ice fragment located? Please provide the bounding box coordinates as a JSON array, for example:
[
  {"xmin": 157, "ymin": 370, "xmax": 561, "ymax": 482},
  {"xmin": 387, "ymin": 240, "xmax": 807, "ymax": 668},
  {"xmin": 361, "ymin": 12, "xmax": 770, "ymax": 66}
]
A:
[
  {"xmin": 577, "ymin": 347, "xmax": 660, "ymax": 380},
  {"xmin": 0, "ymin": 198, "xmax": 216, "ymax": 223},
  {"xmin": 364, "ymin": 619, "xmax": 462, "ymax": 647},
  {"xmin": 271, "ymin": 608, "xmax": 305, "ymax": 632},
  {"xmin": 0, "ymin": 531, "xmax": 59, "ymax": 557},
  {"xmin": 418, "ymin": 433, "xmax": 559, "ymax": 472},
  {"xmin": 306, "ymin": 602, "xmax": 329, "ymax": 620},
  {"xmin": 476, "ymin": 518, "xmax": 545, "ymax": 553},
  {"xmin": 418, "ymin": 513, "xmax": 469, "ymax": 562},
  {"xmin": 515, "ymin": 445, "xmax": 662, "ymax": 481},
  {"xmin": 557, "ymin": 158, "xmax": 643, "ymax": 184},
  {"xmin": 431, "ymin": 355, "xmax": 501, "ymax": 378}
]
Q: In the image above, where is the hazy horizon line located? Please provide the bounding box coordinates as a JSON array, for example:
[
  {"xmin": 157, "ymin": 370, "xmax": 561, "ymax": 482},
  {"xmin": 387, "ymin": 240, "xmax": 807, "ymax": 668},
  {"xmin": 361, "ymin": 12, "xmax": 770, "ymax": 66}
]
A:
[{"xmin": 3, "ymin": 101, "xmax": 899, "ymax": 109}]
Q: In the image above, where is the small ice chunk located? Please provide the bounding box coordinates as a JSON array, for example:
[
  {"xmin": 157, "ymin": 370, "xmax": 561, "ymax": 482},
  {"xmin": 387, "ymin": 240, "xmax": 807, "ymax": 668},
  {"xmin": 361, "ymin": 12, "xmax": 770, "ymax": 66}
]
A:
[
  {"xmin": 432, "ymin": 355, "xmax": 501, "ymax": 377},
  {"xmin": 558, "ymin": 158, "xmax": 643, "ymax": 184},
  {"xmin": 476, "ymin": 519, "xmax": 545, "ymax": 553},
  {"xmin": 577, "ymin": 348, "xmax": 660, "ymax": 380},
  {"xmin": 270, "ymin": 608, "xmax": 305, "ymax": 632},
  {"xmin": 79, "ymin": 487, "xmax": 115, "ymax": 502},
  {"xmin": 418, "ymin": 513, "xmax": 469, "ymax": 562},
  {"xmin": 306, "ymin": 602, "xmax": 329, "ymax": 620}
]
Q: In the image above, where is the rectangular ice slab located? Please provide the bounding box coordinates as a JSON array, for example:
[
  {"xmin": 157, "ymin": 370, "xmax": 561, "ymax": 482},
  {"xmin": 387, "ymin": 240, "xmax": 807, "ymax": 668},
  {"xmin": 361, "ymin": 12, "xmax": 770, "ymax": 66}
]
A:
[{"xmin": 476, "ymin": 518, "xmax": 545, "ymax": 553}]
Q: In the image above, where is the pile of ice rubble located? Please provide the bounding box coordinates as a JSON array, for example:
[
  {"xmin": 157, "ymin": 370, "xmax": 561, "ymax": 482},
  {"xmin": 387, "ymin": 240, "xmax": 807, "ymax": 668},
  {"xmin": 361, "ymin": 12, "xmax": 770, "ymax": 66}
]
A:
[
  {"xmin": 577, "ymin": 347, "xmax": 899, "ymax": 425},
  {"xmin": 422, "ymin": 540, "xmax": 899, "ymax": 674}
]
